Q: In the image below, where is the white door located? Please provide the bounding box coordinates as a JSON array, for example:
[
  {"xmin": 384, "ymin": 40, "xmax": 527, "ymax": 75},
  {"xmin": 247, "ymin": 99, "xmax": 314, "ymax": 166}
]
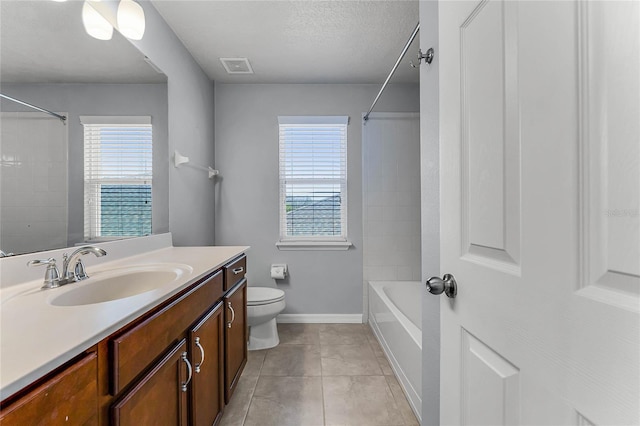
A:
[{"xmin": 436, "ymin": 1, "xmax": 639, "ymax": 424}]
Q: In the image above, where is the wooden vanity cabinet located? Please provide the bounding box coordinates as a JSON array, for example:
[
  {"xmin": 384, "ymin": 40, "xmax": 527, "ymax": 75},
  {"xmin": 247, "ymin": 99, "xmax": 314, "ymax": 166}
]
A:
[
  {"xmin": 110, "ymin": 270, "xmax": 223, "ymax": 396},
  {"xmin": 111, "ymin": 340, "xmax": 189, "ymax": 426},
  {"xmin": 0, "ymin": 351, "xmax": 98, "ymax": 426},
  {"xmin": 0, "ymin": 252, "xmax": 248, "ymax": 426},
  {"xmin": 109, "ymin": 270, "xmax": 225, "ymax": 426},
  {"xmin": 189, "ymin": 303, "xmax": 224, "ymax": 426},
  {"xmin": 109, "ymin": 259, "xmax": 247, "ymax": 425},
  {"xmin": 223, "ymin": 279, "xmax": 247, "ymax": 403}
]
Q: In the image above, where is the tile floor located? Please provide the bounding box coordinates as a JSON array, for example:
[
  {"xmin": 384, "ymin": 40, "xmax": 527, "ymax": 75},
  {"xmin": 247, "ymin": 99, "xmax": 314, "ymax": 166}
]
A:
[{"xmin": 220, "ymin": 323, "xmax": 419, "ymax": 426}]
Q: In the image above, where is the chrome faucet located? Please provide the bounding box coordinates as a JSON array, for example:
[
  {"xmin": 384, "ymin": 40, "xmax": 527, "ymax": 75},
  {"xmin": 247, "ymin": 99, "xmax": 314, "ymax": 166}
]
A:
[
  {"xmin": 62, "ymin": 246, "xmax": 107, "ymax": 282},
  {"xmin": 28, "ymin": 246, "xmax": 107, "ymax": 289}
]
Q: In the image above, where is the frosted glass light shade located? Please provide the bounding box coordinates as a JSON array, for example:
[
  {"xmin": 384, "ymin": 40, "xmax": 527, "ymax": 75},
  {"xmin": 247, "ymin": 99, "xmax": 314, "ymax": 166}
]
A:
[
  {"xmin": 82, "ymin": 1, "xmax": 113, "ymax": 41},
  {"xmin": 117, "ymin": 0, "xmax": 145, "ymax": 40}
]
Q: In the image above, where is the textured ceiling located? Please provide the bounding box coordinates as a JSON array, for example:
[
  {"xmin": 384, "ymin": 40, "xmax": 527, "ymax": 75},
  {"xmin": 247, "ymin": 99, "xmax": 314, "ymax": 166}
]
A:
[
  {"xmin": 1, "ymin": 1, "xmax": 419, "ymax": 85},
  {"xmin": 0, "ymin": 0, "xmax": 165, "ymax": 84},
  {"xmin": 151, "ymin": 0, "xmax": 420, "ymax": 84}
]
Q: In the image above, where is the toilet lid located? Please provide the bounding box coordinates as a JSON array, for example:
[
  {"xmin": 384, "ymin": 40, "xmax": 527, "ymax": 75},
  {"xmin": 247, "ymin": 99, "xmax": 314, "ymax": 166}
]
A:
[{"xmin": 247, "ymin": 287, "xmax": 285, "ymax": 306}]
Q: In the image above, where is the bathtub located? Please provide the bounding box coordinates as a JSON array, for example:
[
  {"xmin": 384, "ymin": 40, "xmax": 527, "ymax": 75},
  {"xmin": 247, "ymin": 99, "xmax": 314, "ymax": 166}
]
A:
[{"xmin": 368, "ymin": 281, "xmax": 422, "ymax": 422}]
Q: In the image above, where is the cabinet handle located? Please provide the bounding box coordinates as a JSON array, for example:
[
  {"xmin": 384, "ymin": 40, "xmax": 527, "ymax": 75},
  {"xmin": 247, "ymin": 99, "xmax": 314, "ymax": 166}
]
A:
[
  {"xmin": 181, "ymin": 352, "xmax": 192, "ymax": 392},
  {"xmin": 194, "ymin": 337, "xmax": 205, "ymax": 373},
  {"xmin": 232, "ymin": 267, "xmax": 244, "ymax": 275},
  {"xmin": 227, "ymin": 302, "xmax": 235, "ymax": 329}
]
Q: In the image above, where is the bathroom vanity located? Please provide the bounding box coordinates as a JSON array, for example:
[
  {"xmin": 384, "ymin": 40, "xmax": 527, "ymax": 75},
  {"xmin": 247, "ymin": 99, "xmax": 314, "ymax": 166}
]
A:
[{"xmin": 0, "ymin": 237, "xmax": 248, "ymax": 426}]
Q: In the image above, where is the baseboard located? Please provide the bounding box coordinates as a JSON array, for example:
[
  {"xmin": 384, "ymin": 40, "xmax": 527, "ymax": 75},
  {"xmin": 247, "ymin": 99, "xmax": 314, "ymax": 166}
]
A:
[{"xmin": 276, "ymin": 314, "xmax": 363, "ymax": 324}]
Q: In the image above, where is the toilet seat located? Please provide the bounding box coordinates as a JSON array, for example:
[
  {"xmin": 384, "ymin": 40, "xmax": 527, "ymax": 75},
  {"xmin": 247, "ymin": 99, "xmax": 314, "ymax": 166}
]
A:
[{"xmin": 247, "ymin": 287, "xmax": 285, "ymax": 306}]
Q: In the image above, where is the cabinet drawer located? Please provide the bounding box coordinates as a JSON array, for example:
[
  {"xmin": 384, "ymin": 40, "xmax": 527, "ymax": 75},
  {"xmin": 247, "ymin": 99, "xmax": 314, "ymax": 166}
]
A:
[
  {"xmin": 111, "ymin": 270, "xmax": 223, "ymax": 395},
  {"xmin": 224, "ymin": 255, "xmax": 246, "ymax": 291},
  {"xmin": 0, "ymin": 352, "xmax": 98, "ymax": 425}
]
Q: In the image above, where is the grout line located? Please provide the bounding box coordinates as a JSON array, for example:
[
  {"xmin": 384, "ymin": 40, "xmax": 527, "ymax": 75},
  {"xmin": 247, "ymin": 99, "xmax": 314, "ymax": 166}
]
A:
[
  {"xmin": 240, "ymin": 378, "xmax": 257, "ymax": 426},
  {"xmin": 240, "ymin": 352, "xmax": 266, "ymax": 426},
  {"xmin": 319, "ymin": 331, "xmax": 327, "ymax": 426}
]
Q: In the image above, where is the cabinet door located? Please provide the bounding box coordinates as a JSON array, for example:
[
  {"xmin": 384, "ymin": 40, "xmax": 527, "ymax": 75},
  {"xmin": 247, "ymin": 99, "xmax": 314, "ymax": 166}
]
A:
[
  {"xmin": 111, "ymin": 270, "xmax": 223, "ymax": 395},
  {"xmin": 189, "ymin": 302, "xmax": 224, "ymax": 426},
  {"xmin": 0, "ymin": 352, "xmax": 98, "ymax": 425},
  {"xmin": 111, "ymin": 339, "xmax": 190, "ymax": 426},
  {"xmin": 224, "ymin": 279, "xmax": 247, "ymax": 403}
]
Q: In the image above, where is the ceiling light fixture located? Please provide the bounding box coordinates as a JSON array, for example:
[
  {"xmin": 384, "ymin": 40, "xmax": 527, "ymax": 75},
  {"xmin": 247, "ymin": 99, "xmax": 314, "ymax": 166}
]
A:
[
  {"xmin": 117, "ymin": 0, "xmax": 145, "ymax": 41},
  {"xmin": 82, "ymin": 1, "xmax": 113, "ymax": 41}
]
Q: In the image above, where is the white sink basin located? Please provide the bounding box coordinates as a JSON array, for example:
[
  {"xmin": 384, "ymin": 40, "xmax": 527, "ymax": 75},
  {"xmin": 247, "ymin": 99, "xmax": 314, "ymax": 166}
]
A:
[{"xmin": 48, "ymin": 264, "xmax": 192, "ymax": 306}]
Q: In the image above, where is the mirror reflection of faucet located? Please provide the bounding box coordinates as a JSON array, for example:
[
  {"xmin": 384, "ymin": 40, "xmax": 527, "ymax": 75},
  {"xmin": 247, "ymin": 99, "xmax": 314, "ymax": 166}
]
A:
[{"xmin": 27, "ymin": 246, "xmax": 107, "ymax": 289}]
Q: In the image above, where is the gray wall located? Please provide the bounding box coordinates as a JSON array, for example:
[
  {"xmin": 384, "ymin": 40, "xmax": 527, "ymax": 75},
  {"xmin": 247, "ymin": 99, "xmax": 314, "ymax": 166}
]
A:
[
  {"xmin": 420, "ymin": 0, "xmax": 441, "ymax": 424},
  {"xmin": 215, "ymin": 83, "xmax": 419, "ymax": 315},
  {"xmin": 117, "ymin": 0, "xmax": 216, "ymax": 246},
  {"xmin": 0, "ymin": 83, "xmax": 169, "ymax": 246}
]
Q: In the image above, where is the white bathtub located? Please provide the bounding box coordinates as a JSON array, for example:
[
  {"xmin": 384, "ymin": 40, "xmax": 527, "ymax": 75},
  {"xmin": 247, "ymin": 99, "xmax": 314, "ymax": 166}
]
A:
[{"xmin": 368, "ymin": 281, "xmax": 422, "ymax": 422}]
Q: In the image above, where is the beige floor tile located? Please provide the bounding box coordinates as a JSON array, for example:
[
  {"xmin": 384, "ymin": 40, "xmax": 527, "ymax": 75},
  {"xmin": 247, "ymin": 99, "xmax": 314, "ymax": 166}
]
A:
[
  {"xmin": 364, "ymin": 323, "xmax": 379, "ymax": 342},
  {"xmin": 369, "ymin": 338, "xmax": 386, "ymax": 357},
  {"xmin": 219, "ymin": 374, "xmax": 259, "ymax": 426},
  {"xmin": 242, "ymin": 350, "xmax": 267, "ymax": 377},
  {"xmin": 322, "ymin": 376, "xmax": 404, "ymax": 426},
  {"xmin": 244, "ymin": 376, "xmax": 324, "ymax": 426},
  {"xmin": 385, "ymin": 376, "xmax": 420, "ymax": 426},
  {"xmin": 261, "ymin": 344, "xmax": 321, "ymax": 376},
  {"xmin": 321, "ymin": 344, "xmax": 382, "ymax": 376},
  {"xmin": 319, "ymin": 324, "xmax": 369, "ymax": 345},
  {"xmin": 278, "ymin": 323, "xmax": 321, "ymax": 345},
  {"xmin": 377, "ymin": 354, "xmax": 394, "ymax": 376}
]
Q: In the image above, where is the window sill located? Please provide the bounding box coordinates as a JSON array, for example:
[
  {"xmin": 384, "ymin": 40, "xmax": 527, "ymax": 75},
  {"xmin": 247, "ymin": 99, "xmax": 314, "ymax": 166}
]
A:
[{"xmin": 276, "ymin": 240, "xmax": 353, "ymax": 251}]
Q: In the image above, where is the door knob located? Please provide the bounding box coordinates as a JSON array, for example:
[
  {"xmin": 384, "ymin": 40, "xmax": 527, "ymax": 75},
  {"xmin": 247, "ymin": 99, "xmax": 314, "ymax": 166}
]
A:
[{"xmin": 426, "ymin": 274, "xmax": 457, "ymax": 298}]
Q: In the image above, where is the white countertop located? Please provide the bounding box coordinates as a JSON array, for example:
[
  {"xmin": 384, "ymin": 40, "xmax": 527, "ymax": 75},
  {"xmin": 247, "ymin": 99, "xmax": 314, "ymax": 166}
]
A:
[{"xmin": 0, "ymin": 244, "xmax": 249, "ymax": 400}]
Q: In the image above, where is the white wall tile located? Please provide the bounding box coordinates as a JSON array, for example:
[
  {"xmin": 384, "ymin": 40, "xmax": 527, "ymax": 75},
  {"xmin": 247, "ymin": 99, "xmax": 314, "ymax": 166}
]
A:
[
  {"xmin": 1, "ymin": 112, "xmax": 68, "ymax": 254},
  {"xmin": 363, "ymin": 113, "xmax": 421, "ymax": 284}
]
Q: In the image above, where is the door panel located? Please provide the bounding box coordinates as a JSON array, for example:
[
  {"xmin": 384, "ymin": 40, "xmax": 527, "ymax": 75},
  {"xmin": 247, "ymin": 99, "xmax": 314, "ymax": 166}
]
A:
[
  {"xmin": 579, "ymin": 1, "xmax": 640, "ymax": 299},
  {"xmin": 438, "ymin": 0, "xmax": 639, "ymax": 425},
  {"xmin": 461, "ymin": 0, "xmax": 520, "ymax": 271},
  {"xmin": 461, "ymin": 330, "xmax": 519, "ymax": 426}
]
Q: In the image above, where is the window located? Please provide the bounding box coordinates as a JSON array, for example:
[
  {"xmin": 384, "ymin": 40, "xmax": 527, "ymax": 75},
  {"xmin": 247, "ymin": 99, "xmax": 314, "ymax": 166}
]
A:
[
  {"xmin": 277, "ymin": 116, "xmax": 351, "ymax": 250},
  {"xmin": 81, "ymin": 116, "xmax": 152, "ymax": 241}
]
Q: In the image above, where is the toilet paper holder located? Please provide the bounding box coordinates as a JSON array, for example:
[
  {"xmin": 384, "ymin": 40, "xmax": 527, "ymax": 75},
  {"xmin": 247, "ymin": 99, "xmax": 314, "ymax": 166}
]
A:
[{"xmin": 270, "ymin": 264, "xmax": 288, "ymax": 279}]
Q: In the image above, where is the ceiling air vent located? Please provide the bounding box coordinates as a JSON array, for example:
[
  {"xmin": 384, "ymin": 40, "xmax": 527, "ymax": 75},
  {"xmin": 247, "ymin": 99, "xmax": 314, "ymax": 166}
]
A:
[{"xmin": 220, "ymin": 57, "xmax": 254, "ymax": 74}]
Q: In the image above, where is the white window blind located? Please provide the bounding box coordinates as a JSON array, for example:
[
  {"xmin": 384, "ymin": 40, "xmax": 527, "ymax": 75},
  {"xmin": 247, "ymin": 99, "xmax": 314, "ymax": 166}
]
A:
[
  {"xmin": 278, "ymin": 116, "xmax": 348, "ymax": 242},
  {"xmin": 81, "ymin": 116, "xmax": 152, "ymax": 241}
]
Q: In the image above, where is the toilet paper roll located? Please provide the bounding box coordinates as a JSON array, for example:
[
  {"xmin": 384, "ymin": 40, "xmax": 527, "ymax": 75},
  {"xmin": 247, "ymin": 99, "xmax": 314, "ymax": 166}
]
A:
[{"xmin": 270, "ymin": 266, "xmax": 286, "ymax": 280}]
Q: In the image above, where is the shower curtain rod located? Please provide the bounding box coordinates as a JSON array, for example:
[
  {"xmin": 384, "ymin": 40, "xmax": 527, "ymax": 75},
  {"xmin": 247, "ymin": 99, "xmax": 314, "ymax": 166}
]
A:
[
  {"xmin": 363, "ymin": 22, "xmax": 420, "ymax": 122},
  {"xmin": 0, "ymin": 93, "xmax": 67, "ymax": 124}
]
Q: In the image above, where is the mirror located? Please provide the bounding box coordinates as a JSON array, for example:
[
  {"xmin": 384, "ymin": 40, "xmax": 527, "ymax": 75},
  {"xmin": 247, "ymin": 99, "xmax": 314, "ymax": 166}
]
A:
[{"xmin": 0, "ymin": 0, "xmax": 169, "ymax": 256}]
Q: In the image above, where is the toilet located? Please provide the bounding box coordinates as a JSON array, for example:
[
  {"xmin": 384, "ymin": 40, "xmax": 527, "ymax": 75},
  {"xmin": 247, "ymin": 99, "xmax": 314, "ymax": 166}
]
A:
[{"xmin": 247, "ymin": 286, "xmax": 286, "ymax": 351}]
